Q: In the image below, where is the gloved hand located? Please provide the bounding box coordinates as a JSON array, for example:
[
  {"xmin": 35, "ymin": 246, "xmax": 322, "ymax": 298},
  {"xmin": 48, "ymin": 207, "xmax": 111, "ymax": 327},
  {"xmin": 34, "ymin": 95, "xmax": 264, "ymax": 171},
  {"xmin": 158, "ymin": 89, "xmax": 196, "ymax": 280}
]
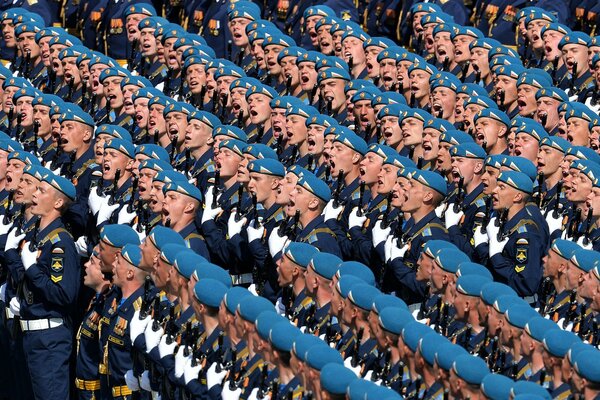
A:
[
  {"xmin": 4, "ymin": 227, "xmax": 25, "ymax": 251},
  {"xmin": 322, "ymin": 200, "xmax": 343, "ymax": 222},
  {"xmin": 348, "ymin": 207, "xmax": 367, "ymax": 229},
  {"xmin": 0, "ymin": 283, "xmax": 5, "ymax": 303},
  {"xmin": 124, "ymin": 370, "xmax": 140, "ymax": 391},
  {"xmin": 143, "ymin": 322, "xmax": 164, "ymax": 353},
  {"xmin": 472, "ymin": 226, "xmax": 488, "ymax": 248},
  {"xmin": 275, "ymin": 297, "xmax": 286, "ymax": 316},
  {"xmin": 371, "ymin": 220, "xmax": 391, "ymax": 248},
  {"xmin": 117, "ymin": 206, "xmax": 137, "ymax": 224},
  {"xmin": 139, "ymin": 370, "xmax": 151, "ymax": 392},
  {"xmin": 268, "ymin": 228, "xmax": 288, "ymax": 258},
  {"xmin": 343, "ymin": 357, "xmax": 362, "ymax": 375},
  {"xmin": 576, "ymin": 236, "xmax": 594, "ymax": 250},
  {"xmin": 489, "ymin": 233, "xmax": 509, "ymax": 257},
  {"xmin": 75, "ymin": 236, "xmax": 89, "ymax": 257},
  {"xmin": 227, "ymin": 212, "xmax": 246, "ymax": 237},
  {"xmin": 246, "ymin": 220, "xmax": 265, "ymax": 243},
  {"xmin": 486, "ymin": 217, "xmax": 500, "ymax": 240},
  {"xmin": 0, "ymin": 219, "xmax": 12, "ymax": 236},
  {"xmin": 435, "ymin": 203, "xmax": 447, "ymax": 218},
  {"xmin": 384, "ymin": 235, "xmax": 395, "ymax": 262},
  {"xmin": 174, "ymin": 346, "xmax": 189, "ymax": 378},
  {"xmin": 247, "ymin": 388, "xmax": 259, "ymax": 400},
  {"xmin": 20, "ymin": 243, "xmax": 38, "ymax": 270},
  {"xmin": 129, "ymin": 310, "xmax": 151, "ymax": 343},
  {"xmin": 444, "ymin": 204, "xmax": 464, "ymax": 228},
  {"xmin": 545, "ymin": 212, "xmax": 563, "ymax": 235},
  {"xmin": 183, "ymin": 357, "xmax": 202, "ymax": 385},
  {"xmin": 96, "ymin": 202, "xmax": 119, "ymax": 226},
  {"xmin": 206, "ymin": 362, "xmax": 227, "ymax": 389},
  {"xmin": 158, "ymin": 334, "xmax": 177, "ymax": 359},
  {"xmin": 201, "ymin": 195, "xmax": 223, "ymax": 223},
  {"xmin": 87, "ymin": 188, "xmax": 107, "ymax": 215},
  {"xmin": 248, "ymin": 284, "xmax": 258, "ymax": 296},
  {"xmin": 388, "ymin": 240, "xmax": 409, "ymax": 262},
  {"xmin": 8, "ymin": 297, "xmax": 20, "ymax": 317},
  {"xmin": 222, "ymin": 385, "xmax": 243, "ymax": 400}
]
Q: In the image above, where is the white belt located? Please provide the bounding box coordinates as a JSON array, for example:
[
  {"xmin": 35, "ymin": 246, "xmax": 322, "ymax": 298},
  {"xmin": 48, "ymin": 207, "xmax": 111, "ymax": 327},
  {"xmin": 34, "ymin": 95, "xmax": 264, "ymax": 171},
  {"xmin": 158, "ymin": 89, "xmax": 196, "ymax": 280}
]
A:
[
  {"xmin": 5, "ymin": 307, "xmax": 14, "ymax": 319},
  {"xmin": 20, "ymin": 317, "xmax": 63, "ymax": 331},
  {"xmin": 231, "ymin": 273, "xmax": 253, "ymax": 285}
]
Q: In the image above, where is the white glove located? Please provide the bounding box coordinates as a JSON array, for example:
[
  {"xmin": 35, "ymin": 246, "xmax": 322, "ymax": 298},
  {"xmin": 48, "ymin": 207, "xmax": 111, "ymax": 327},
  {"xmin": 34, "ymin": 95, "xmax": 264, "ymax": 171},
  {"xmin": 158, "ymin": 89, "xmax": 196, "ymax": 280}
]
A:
[
  {"xmin": 472, "ymin": 226, "xmax": 488, "ymax": 248},
  {"xmin": 222, "ymin": 385, "xmax": 243, "ymax": 400},
  {"xmin": 486, "ymin": 217, "xmax": 500, "ymax": 240},
  {"xmin": 20, "ymin": 242, "xmax": 38, "ymax": 270},
  {"xmin": 183, "ymin": 357, "xmax": 202, "ymax": 385},
  {"xmin": 435, "ymin": 203, "xmax": 446, "ymax": 218},
  {"xmin": 248, "ymin": 284, "xmax": 258, "ymax": 296},
  {"xmin": 174, "ymin": 346, "xmax": 189, "ymax": 378},
  {"xmin": 247, "ymin": 388, "xmax": 259, "ymax": 400},
  {"xmin": 139, "ymin": 370, "xmax": 152, "ymax": 392},
  {"xmin": 227, "ymin": 212, "xmax": 246, "ymax": 237},
  {"xmin": 135, "ymin": 229, "xmax": 147, "ymax": 242},
  {"xmin": 124, "ymin": 370, "xmax": 140, "ymax": 391},
  {"xmin": 129, "ymin": 310, "xmax": 151, "ymax": 343},
  {"xmin": 268, "ymin": 228, "xmax": 288, "ymax": 258},
  {"xmin": 88, "ymin": 188, "xmax": 107, "ymax": 215},
  {"xmin": 343, "ymin": 357, "xmax": 362, "ymax": 375},
  {"xmin": 388, "ymin": 240, "xmax": 409, "ymax": 262},
  {"xmin": 246, "ymin": 220, "xmax": 265, "ymax": 243},
  {"xmin": 348, "ymin": 207, "xmax": 367, "ymax": 229},
  {"xmin": 75, "ymin": 236, "xmax": 89, "ymax": 257},
  {"xmin": 201, "ymin": 198, "xmax": 223, "ymax": 223},
  {"xmin": 275, "ymin": 297, "xmax": 286, "ymax": 316},
  {"xmin": 8, "ymin": 297, "xmax": 20, "ymax": 317},
  {"xmin": 0, "ymin": 219, "xmax": 12, "ymax": 236},
  {"xmin": 117, "ymin": 206, "xmax": 137, "ymax": 224},
  {"xmin": 489, "ymin": 233, "xmax": 509, "ymax": 257},
  {"xmin": 4, "ymin": 227, "xmax": 25, "ymax": 251},
  {"xmin": 371, "ymin": 220, "xmax": 391, "ymax": 248},
  {"xmin": 0, "ymin": 283, "xmax": 5, "ymax": 303},
  {"xmin": 576, "ymin": 236, "xmax": 594, "ymax": 250},
  {"xmin": 444, "ymin": 204, "xmax": 464, "ymax": 228},
  {"xmin": 96, "ymin": 202, "xmax": 119, "ymax": 226},
  {"xmin": 206, "ymin": 362, "xmax": 227, "ymax": 389},
  {"xmin": 384, "ymin": 235, "xmax": 395, "ymax": 262},
  {"xmin": 143, "ymin": 322, "xmax": 164, "ymax": 353},
  {"xmin": 158, "ymin": 334, "xmax": 177, "ymax": 359},
  {"xmin": 322, "ymin": 200, "xmax": 343, "ymax": 222},
  {"xmin": 545, "ymin": 212, "xmax": 563, "ymax": 235}
]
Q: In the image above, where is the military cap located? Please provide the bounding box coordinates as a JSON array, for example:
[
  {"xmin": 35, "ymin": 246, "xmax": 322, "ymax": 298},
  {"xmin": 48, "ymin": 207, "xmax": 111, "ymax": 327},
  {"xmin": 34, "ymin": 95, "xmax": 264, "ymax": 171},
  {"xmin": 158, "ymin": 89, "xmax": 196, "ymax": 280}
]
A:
[
  {"xmin": 314, "ymin": 16, "xmax": 337, "ymax": 32},
  {"xmin": 284, "ymin": 242, "xmax": 319, "ymax": 269},
  {"xmin": 32, "ymin": 94, "xmax": 63, "ymax": 109},
  {"xmin": 34, "ymin": 26, "xmax": 62, "ymax": 42},
  {"xmin": 420, "ymin": 12, "xmax": 451, "ymax": 27},
  {"xmin": 297, "ymin": 171, "xmax": 331, "ymax": 202},
  {"xmin": 238, "ymin": 294, "xmax": 275, "ymax": 321},
  {"xmin": 435, "ymin": 342, "xmax": 468, "ymax": 371},
  {"xmin": 539, "ymin": 136, "xmax": 570, "ymax": 154},
  {"xmin": 22, "ymin": 164, "xmax": 48, "ymax": 180},
  {"xmin": 571, "ymin": 248, "xmax": 600, "ymax": 272},
  {"xmin": 88, "ymin": 54, "xmax": 116, "ymax": 69},
  {"xmin": 496, "ymin": 170, "xmax": 533, "ymax": 194},
  {"xmin": 153, "ymin": 170, "xmax": 187, "ymax": 185},
  {"xmin": 182, "ymin": 55, "xmax": 212, "ymax": 71},
  {"xmin": 60, "ymin": 104, "xmax": 94, "ymax": 127},
  {"xmin": 305, "ymin": 345, "xmax": 343, "ymax": 370},
  {"xmin": 373, "ymin": 92, "xmax": 407, "ymax": 107},
  {"xmin": 402, "ymin": 321, "xmax": 433, "ymax": 352},
  {"xmin": 481, "ymin": 374, "xmax": 514, "ymax": 400},
  {"xmin": 542, "ymin": 329, "xmax": 581, "ymax": 358},
  {"xmin": 104, "ymin": 138, "xmax": 135, "ymax": 159},
  {"xmin": 160, "ymin": 24, "xmax": 185, "ymax": 42},
  {"xmin": 423, "ymin": 239, "xmax": 459, "ymax": 260},
  {"xmin": 333, "ymin": 131, "xmax": 368, "ymax": 155},
  {"xmin": 567, "ymin": 342, "xmax": 596, "ymax": 366},
  {"xmin": 458, "ymin": 84, "xmax": 489, "ymax": 99},
  {"xmin": 469, "ymin": 37, "xmax": 500, "ymax": 51},
  {"xmin": 270, "ymin": 321, "xmax": 301, "ymax": 352},
  {"xmin": 363, "ymin": 36, "xmax": 395, "ymax": 50},
  {"xmin": 407, "ymin": 60, "xmax": 437, "ymax": 76},
  {"xmin": 248, "ymin": 159, "xmax": 285, "ymax": 177},
  {"xmin": 186, "ymin": 110, "xmax": 220, "ymax": 130},
  {"xmin": 348, "ymin": 284, "xmax": 380, "ymax": 311},
  {"xmin": 305, "ymin": 114, "xmax": 337, "ymax": 128},
  {"xmin": 320, "ymin": 364, "xmax": 358, "ymax": 395},
  {"xmin": 318, "ymin": 55, "xmax": 350, "ymax": 72},
  {"xmin": 13, "ymin": 86, "xmax": 38, "ymax": 100},
  {"xmin": 501, "ymin": 156, "xmax": 537, "ymax": 180},
  {"xmin": 303, "ymin": 4, "xmax": 335, "ymax": 19},
  {"xmin": 277, "ymin": 46, "xmax": 304, "ymax": 64},
  {"xmin": 147, "ymin": 226, "xmax": 186, "ymax": 251},
  {"xmin": 573, "ymin": 349, "xmax": 600, "ymax": 383},
  {"xmin": 138, "ymin": 159, "xmax": 172, "ymax": 174},
  {"xmin": 228, "ymin": 1, "xmax": 261, "ymax": 20},
  {"xmin": 510, "ymin": 381, "xmax": 552, "ymax": 400},
  {"xmin": 452, "ymin": 25, "xmax": 483, "ymax": 40},
  {"xmin": 138, "ymin": 16, "xmax": 164, "ymax": 31},
  {"xmin": 160, "ymin": 243, "xmax": 187, "ymax": 266},
  {"xmin": 504, "ymin": 303, "xmax": 538, "ymax": 328},
  {"xmin": 424, "ymin": 118, "xmax": 455, "ymax": 133},
  {"xmin": 123, "ymin": 3, "xmax": 156, "ymax": 18},
  {"xmin": 287, "ymin": 165, "xmax": 309, "ymax": 179},
  {"xmin": 559, "ymin": 32, "xmax": 592, "ymax": 49},
  {"xmin": 14, "ymin": 20, "xmax": 41, "ymax": 36},
  {"xmin": 40, "ymin": 172, "xmax": 75, "ymax": 201},
  {"xmin": 292, "ymin": 333, "xmax": 323, "ymax": 361},
  {"xmin": 383, "ymin": 153, "xmax": 416, "ymax": 169},
  {"xmin": 453, "ymin": 354, "xmax": 490, "ymax": 385},
  {"xmin": 8, "ymin": 151, "xmax": 40, "ymax": 166},
  {"xmin": 540, "ymin": 22, "xmax": 570, "ymax": 38},
  {"xmin": 523, "ymin": 316, "xmax": 559, "ymax": 342},
  {"xmin": 192, "ymin": 262, "xmax": 232, "ymax": 287},
  {"xmin": 439, "ymin": 130, "xmax": 475, "ymax": 145},
  {"xmin": 401, "ymin": 108, "xmax": 433, "ymax": 123},
  {"xmin": 377, "ymin": 103, "xmax": 408, "ymax": 119},
  {"xmin": 224, "ymin": 287, "xmax": 252, "ymax": 314},
  {"xmin": 473, "ymin": 108, "xmax": 510, "ymax": 127},
  {"xmin": 270, "ymin": 95, "xmax": 302, "ymax": 110},
  {"xmin": 450, "ymin": 143, "xmax": 486, "ymax": 159},
  {"xmin": 2, "ymin": 76, "xmax": 30, "ymax": 90},
  {"xmin": 57, "ymin": 45, "xmax": 88, "ymax": 60},
  {"xmin": 494, "ymin": 64, "xmax": 526, "ymax": 80},
  {"xmin": 565, "ymin": 102, "xmax": 596, "ymax": 123},
  {"xmin": 121, "ymin": 244, "xmax": 143, "ymax": 269},
  {"xmin": 132, "ymin": 88, "xmax": 162, "ymax": 103},
  {"xmin": 489, "ymin": 55, "xmax": 522, "ymax": 70},
  {"xmin": 489, "ymin": 45, "xmax": 519, "ymax": 59},
  {"xmin": 593, "ymin": 53, "xmax": 600, "ymax": 69},
  {"xmin": 163, "ymin": 181, "xmax": 202, "ymax": 203},
  {"xmin": 350, "ymin": 87, "xmax": 380, "ymax": 104},
  {"xmin": 341, "ymin": 28, "xmax": 370, "ymax": 43},
  {"xmin": 566, "ymin": 145, "xmax": 600, "ymax": 164},
  {"xmin": 213, "ymin": 125, "xmax": 248, "ymax": 142},
  {"xmin": 217, "ymin": 139, "xmax": 244, "ymax": 157},
  {"xmin": 336, "ymin": 261, "xmax": 376, "ymax": 285},
  {"xmin": 296, "ymin": 50, "xmax": 322, "ymax": 65},
  {"xmin": 245, "ymin": 83, "xmax": 278, "ymax": 99},
  {"xmin": 309, "ymin": 252, "xmax": 342, "ymax": 280},
  {"xmin": 163, "ymin": 101, "xmax": 195, "ymax": 117},
  {"xmin": 317, "ymin": 67, "xmax": 351, "ymax": 85},
  {"xmin": 336, "ymin": 275, "xmax": 362, "ymax": 299},
  {"xmin": 420, "ymin": 332, "xmax": 450, "ymax": 366},
  {"xmin": 48, "ymin": 34, "xmax": 82, "ymax": 47},
  {"xmin": 256, "ymin": 311, "xmax": 287, "ymax": 340},
  {"xmin": 456, "ymin": 274, "xmax": 492, "ymax": 297},
  {"xmin": 570, "ymin": 159, "xmax": 600, "ymax": 187},
  {"xmin": 372, "ymin": 294, "xmax": 407, "ymax": 314},
  {"xmin": 170, "ymin": 248, "xmax": 202, "ymax": 278},
  {"xmin": 430, "ymin": 71, "xmax": 462, "ymax": 93},
  {"xmin": 481, "ymin": 282, "xmax": 517, "ymax": 305},
  {"xmin": 515, "ymin": 120, "xmax": 549, "ymax": 142},
  {"xmin": 135, "ymin": 144, "xmax": 169, "ymax": 161},
  {"xmin": 0, "ymin": 139, "xmax": 22, "ymax": 153},
  {"xmin": 410, "ymin": 2, "xmax": 441, "ymax": 14},
  {"xmin": 517, "ymin": 71, "xmax": 552, "ymax": 89},
  {"xmin": 523, "ymin": 8, "xmax": 556, "ymax": 26},
  {"xmin": 434, "ymin": 249, "xmax": 470, "ymax": 273},
  {"xmin": 286, "ymin": 102, "xmax": 318, "ymax": 119},
  {"xmin": 121, "ymin": 75, "xmax": 151, "ymax": 89},
  {"xmin": 96, "ymin": 124, "xmax": 132, "ymax": 142},
  {"xmin": 261, "ymin": 32, "xmax": 295, "ymax": 48},
  {"xmin": 410, "ymin": 169, "xmax": 447, "ymax": 196},
  {"xmin": 99, "ymin": 67, "xmax": 129, "ymax": 83},
  {"xmin": 347, "ymin": 379, "xmax": 377, "ymax": 400},
  {"xmin": 535, "ymin": 87, "xmax": 568, "ymax": 102},
  {"xmin": 100, "ymin": 224, "xmax": 140, "ymax": 247},
  {"xmin": 193, "ymin": 279, "xmax": 227, "ymax": 308}
]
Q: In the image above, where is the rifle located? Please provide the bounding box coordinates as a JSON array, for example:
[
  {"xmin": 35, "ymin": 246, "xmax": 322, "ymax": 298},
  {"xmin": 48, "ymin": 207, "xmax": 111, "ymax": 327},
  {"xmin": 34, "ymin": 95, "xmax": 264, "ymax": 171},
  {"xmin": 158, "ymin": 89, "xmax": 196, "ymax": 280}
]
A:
[
  {"xmin": 164, "ymin": 218, "xmax": 171, "ymax": 228},
  {"xmin": 257, "ymin": 364, "xmax": 269, "ymax": 398},
  {"xmin": 32, "ymin": 120, "xmax": 40, "ymax": 156},
  {"xmin": 496, "ymin": 89, "xmax": 505, "ymax": 111},
  {"xmin": 198, "ymin": 85, "xmax": 206, "ymax": 110},
  {"xmin": 497, "ymin": 209, "xmax": 508, "ymax": 241},
  {"xmin": 551, "ymin": 56, "xmax": 559, "ymax": 85},
  {"xmin": 460, "ymin": 61, "xmax": 470, "ymax": 83},
  {"xmin": 474, "ymin": 64, "xmax": 481, "ymax": 84},
  {"xmin": 481, "ymin": 196, "xmax": 492, "ymax": 233},
  {"xmin": 537, "ymin": 277, "xmax": 552, "ymax": 317},
  {"xmin": 276, "ymin": 134, "xmax": 284, "ymax": 156},
  {"xmin": 7, "ymin": 107, "xmax": 13, "ymax": 130},
  {"xmin": 48, "ymin": 68, "xmax": 56, "ymax": 93},
  {"xmin": 350, "ymin": 327, "xmax": 364, "ymax": 368},
  {"xmin": 325, "ymin": 98, "xmax": 332, "ymax": 116},
  {"xmin": 310, "ymin": 83, "xmax": 319, "ymax": 105},
  {"xmin": 563, "ymin": 290, "xmax": 578, "ymax": 329},
  {"xmin": 306, "ymin": 154, "xmax": 314, "ymax": 173},
  {"xmin": 570, "ymin": 61, "xmax": 578, "ymax": 92},
  {"xmin": 453, "ymin": 176, "xmax": 464, "ymax": 213},
  {"xmin": 539, "ymin": 112, "xmax": 548, "ymax": 127},
  {"xmin": 332, "ymin": 170, "xmax": 345, "ymax": 208},
  {"xmin": 288, "ymin": 209, "xmax": 300, "ymax": 240},
  {"xmin": 235, "ymin": 185, "xmax": 244, "ymax": 221},
  {"xmin": 179, "ymin": 68, "xmax": 186, "ymax": 100},
  {"xmin": 23, "ymin": 51, "xmax": 31, "ymax": 80},
  {"xmin": 583, "ymin": 207, "xmax": 594, "ymax": 245},
  {"xmin": 226, "ymin": 40, "xmax": 233, "ymax": 61},
  {"xmin": 442, "ymin": 56, "xmax": 449, "ymax": 72},
  {"xmin": 153, "ymin": 129, "xmax": 159, "ymax": 144},
  {"xmin": 251, "ymin": 193, "xmax": 259, "ymax": 226},
  {"xmin": 128, "ymin": 39, "xmax": 138, "ymax": 72},
  {"xmin": 569, "ymin": 208, "xmax": 582, "ymax": 240},
  {"xmin": 552, "ymin": 180, "xmax": 563, "ymax": 218},
  {"xmin": 15, "ymin": 112, "xmax": 22, "ymax": 143},
  {"xmin": 95, "ymin": 174, "xmax": 105, "ymax": 196},
  {"xmin": 164, "ymin": 306, "xmax": 179, "ymax": 344},
  {"xmin": 107, "ymin": 169, "xmax": 121, "ymax": 206},
  {"xmin": 184, "ymin": 148, "xmax": 191, "ymax": 173},
  {"xmin": 215, "ymin": 334, "xmax": 226, "ymax": 372},
  {"xmin": 236, "ymin": 110, "xmax": 244, "ymax": 128},
  {"xmin": 324, "ymin": 164, "xmax": 331, "ymax": 181},
  {"xmin": 285, "ymin": 75, "xmax": 292, "ymax": 96},
  {"xmin": 3, "ymin": 191, "xmax": 14, "ymax": 224},
  {"xmin": 127, "ymin": 176, "xmax": 138, "ymax": 213},
  {"xmin": 169, "ymin": 135, "xmax": 177, "ymax": 163},
  {"xmin": 381, "ymin": 192, "xmax": 394, "ymax": 228},
  {"xmin": 357, "ymin": 181, "xmax": 366, "ymax": 217},
  {"xmin": 227, "ymin": 348, "xmax": 238, "ymax": 390},
  {"xmin": 163, "ymin": 68, "xmax": 172, "ymax": 95},
  {"xmin": 536, "ymin": 172, "xmax": 545, "ymax": 207},
  {"xmin": 348, "ymin": 55, "xmax": 353, "ymax": 71},
  {"xmin": 439, "ymin": 302, "xmax": 449, "ymax": 336},
  {"xmin": 256, "ymin": 124, "xmax": 264, "ymax": 143},
  {"xmin": 28, "ymin": 216, "xmax": 41, "ymax": 253},
  {"xmin": 410, "ymin": 92, "xmax": 416, "ymax": 108},
  {"xmin": 151, "ymin": 296, "xmax": 162, "ymax": 331},
  {"xmin": 374, "ymin": 121, "xmax": 382, "ymax": 143},
  {"xmin": 67, "ymin": 77, "xmax": 74, "ymax": 103},
  {"xmin": 219, "ymin": 93, "xmax": 229, "ymax": 122},
  {"xmin": 212, "ymin": 170, "xmax": 220, "ymax": 208}
]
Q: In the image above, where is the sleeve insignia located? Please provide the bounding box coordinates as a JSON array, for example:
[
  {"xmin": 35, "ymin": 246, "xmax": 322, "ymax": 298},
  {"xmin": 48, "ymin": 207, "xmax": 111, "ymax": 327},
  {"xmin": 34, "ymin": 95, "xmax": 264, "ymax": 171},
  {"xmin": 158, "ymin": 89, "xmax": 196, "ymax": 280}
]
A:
[
  {"xmin": 515, "ymin": 248, "xmax": 528, "ymax": 264},
  {"xmin": 51, "ymin": 257, "xmax": 64, "ymax": 272}
]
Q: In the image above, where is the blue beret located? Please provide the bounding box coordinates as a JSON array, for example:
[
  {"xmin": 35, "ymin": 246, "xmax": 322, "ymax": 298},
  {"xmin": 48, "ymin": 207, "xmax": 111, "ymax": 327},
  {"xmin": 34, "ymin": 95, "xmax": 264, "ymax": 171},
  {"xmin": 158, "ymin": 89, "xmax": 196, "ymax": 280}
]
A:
[
  {"xmin": 420, "ymin": 332, "xmax": 450, "ymax": 366},
  {"xmin": 566, "ymin": 145, "xmax": 600, "ymax": 165},
  {"xmin": 542, "ymin": 328, "xmax": 581, "ymax": 358},
  {"xmin": 192, "ymin": 262, "xmax": 232, "ymax": 288},
  {"xmin": 464, "ymin": 96, "xmax": 498, "ymax": 110},
  {"xmin": 41, "ymin": 172, "xmax": 76, "ymax": 201},
  {"xmin": 100, "ymin": 224, "xmax": 140, "ymax": 247},
  {"xmin": 435, "ymin": 342, "xmax": 468, "ymax": 371},
  {"xmin": 336, "ymin": 261, "xmax": 376, "ymax": 285},
  {"xmin": 58, "ymin": 45, "xmax": 88, "ymax": 60},
  {"xmin": 287, "ymin": 165, "xmax": 309, "ymax": 179},
  {"xmin": 243, "ymin": 144, "xmax": 277, "ymax": 161},
  {"xmin": 8, "ymin": 150, "xmax": 40, "ymax": 166},
  {"xmin": 104, "ymin": 138, "xmax": 135, "ymax": 159},
  {"xmin": 255, "ymin": 311, "xmax": 287, "ymax": 340},
  {"xmin": 501, "ymin": 156, "xmax": 537, "ymax": 180},
  {"xmin": 261, "ymin": 32, "xmax": 295, "ymax": 48},
  {"xmin": 410, "ymin": 3, "xmax": 441, "ymax": 14},
  {"xmin": 193, "ymin": 279, "xmax": 227, "ymax": 308},
  {"xmin": 379, "ymin": 307, "xmax": 413, "ymax": 335},
  {"xmin": 297, "ymin": 171, "xmax": 331, "ymax": 202},
  {"xmin": 13, "ymin": 86, "xmax": 39, "ymax": 101},
  {"xmin": 121, "ymin": 244, "xmax": 143, "ymax": 268},
  {"xmin": 341, "ymin": 28, "xmax": 370, "ymax": 43},
  {"xmin": 228, "ymin": 2, "xmax": 260, "ymax": 21},
  {"xmin": 559, "ymin": 31, "xmax": 591, "ymax": 49},
  {"xmin": 408, "ymin": 60, "xmax": 438, "ymax": 76},
  {"xmin": 320, "ymin": 363, "xmax": 358, "ymax": 395},
  {"xmin": 453, "ymin": 354, "xmax": 490, "ymax": 385},
  {"xmin": 434, "ymin": 249, "xmax": 470, "ymax": 273},
  {"xmin": 172, "ymin": 250, "xmax": 205, "ymax": 279},
  {"xmin": 505, "ymin": 303, "xmax": 538, "ymax": 328},
  {"xmin": 219, "ymin": 139, "xmax": 246, "ymax": 157},
  {"xmin": 270, "ymin": 321, "xmax": 301, "ymax": 353},
  {"xmin": 296, "ymin": 50, "xmax": 323, "ymax": 65},
  {"xmin": 524, "ymin": 316, "xmax": 559, "ymax": 342},
  {"xmin": 238, "ymin": 295, "xmax": 275, "ymax": 321},
  {"xmin": 430, "ymin": 72, "xmax": 461, "ymax": 92},
  {"xmin": 121, "ymin": 75, "xmax": 152, "ymax": 89},
  {"xmin": 0, "ymin": 139, "xmax": 22, "ymax": 153},
  {"xmin": 481, "ymin": 282, "xmax": 517, "ymax": 305},
  {"xmin": 383, "ymin": 153, "xmax": 416, "ymax": 169},
  {"xmin": 163, "ymin": 101, "xmax": 195, "ymax": 116},
  {"xmin": 248, "ymin": 158, "xmax": 285, "ymax": 177},
  {"xmin": 277, "ymin": 46, "xmax": 304, "ymax": 63},
  {"xmin": 160, "ymin": 243, "xmax": 187, "ymax": 266},
  {"xmin": 402, "ymin": 321, "xmax": 433, "ymax": 352},
  {"xmin": 497, "ymin": 170, "xmax": 533, "ymax": 194},
  {"xmin": 99, "ymin": 67, "xmax": 129, "ymax": 83},
  {"xmin": 153, "ymin": 170, "xmax": 187, "ymax": 185},
  {"xmin": 456, "ymin": 262, "xmax": 493, "ymax": 280},
  {"xmin": 372, "ymin": 294, "xmax": 407, "ymax": 314},
  {"xmin": 305, "ymin": 345, "xmax": 343, "ymax": 371},
  {"xmin": 96, "ymin": 124, "xmax": 132, "ymax": 142},
  {"xmin": 440, "ymin": 130, "xmax": 475, "ymax": 145},
  {"xmin": 422, "ymin": 239, "xmax": 459, "ymax": 259},
  {"xmin": 286, "ymin": 102, "xmax": 318, "ymax": 119},
  {"xmin": 511, "ymin": 381, "xmax": 552, "ymax": 400},
  {"xmin": 336, "ymin": 275, "xmax": 362, "ymax": 299},
  {"xmin": 284, "ymin": 242, "xmax": 319, "ymax": 269},
  {"xmin": 148, "ymin": 95, "xmax": 173, "ymax": 109},
  {"xmin": 213, "ymin": 125, "xmax": 248, "ymax": 142},
  {"xmin": 317, "ymin": 67, "xmax": 351, "ymax": 83},
  {"xmin": 163, "ymin": 181, "xmax": 202, "ymax": 203},
  {"xmin": 309, "ymin": 252, "xmax": 342, "ymax": 280},
  {"xmin": 456, "ymin": 274, "xmax": 493, "ymax": 296},
  {"xmin": 292, "ymin": 333, "xmax": 324, "ymax": 361},
  {"xmin": 535, "ymin": 87, "xmax": 568, "ymax": 102},
  {"xmin": 123, "ymin": 3, "xmax": 156, "ymax": 17},
  {"xmin": 334, "ymin": 131, "xmax": 368, "ymax": 155},
  {"xmin": 450, "ymin": 143, "xmax": 486, "ymax": 159},
  {"xmin": 187, "ymin": 110, "xmax": 221, "ymax": 130},
  {"xmin": 139, "ymin": 159, "xmax": 172, "ymax": 173},
  {"xmin": 469, "ymin": 37, "xmax": 501, "ymax": 51},
  {"xmin": 60, "ymin": 104, "xmax": 95, "ymax": 127},
  {"xmin": 48, "ymin": 33, "xmax": 82, "ymax": 47},
  {"xmin": 570, "ymin": 248, "xmax": 600, "ymax": 272},
  {"xmin": 22, "ymin": 164, "xmax": 47, "ymax": 180},
  {"xmin": 410, "ymin": 169, "xmax": 447, "ymax": 196},
  {"xmin": 245, "ymin": 83, "xmax": 278, "ymax": 99},
  {"xmin": 539, "ymin": 136, "xmax": 570, "ymax": 154},
  {"xmin": 493, "ymin": 294, "xmax": 526, "ymax": 314},
  {"xmin": 2, "ymin": 76, "xmax": 30, "ymax": 90},
  {"xmin": 147, "ymin": 226, "xmax": 186, "ymax": 251},
  {"xmin": 423, "ymin": 117, "xmax": 454, "ymax": 133},
  {"xmin": 348, "ymin": 284, "xmax": 380, "ymax": 311},
  {"xmin": 132, "ymin": 87, "xmax": 163, "ymax": 103},
  {"xmin": 515, "ymin": 120, "xmax": 549, "ymax": 142},
  {"xmin": 565, "ymin": 102, "xmax": 596, "ymax": 123},
  {"xmin": 573, "ymin": 349, "xmax": 600, "ymax": 383},
  {"xmin": 570, "ymin": 159, "xmax": 600, "ymax": 187},
  {"xmin": 474, "ymin": 108, "xmax": 510, "ymax": 127},
  {"xmin": 270, "ymin": 95, "xmax": 302, "ymax": 110}
]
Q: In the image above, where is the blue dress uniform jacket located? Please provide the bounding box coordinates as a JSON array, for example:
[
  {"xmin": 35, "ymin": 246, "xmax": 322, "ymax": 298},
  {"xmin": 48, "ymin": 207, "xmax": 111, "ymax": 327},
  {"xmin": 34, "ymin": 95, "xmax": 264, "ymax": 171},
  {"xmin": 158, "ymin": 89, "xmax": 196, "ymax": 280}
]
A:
[
  {"xmin": 448, "ymin": 183, "xmax": 487, "ymax": 260},
  {"xmin": 179, "ymin": 221, "xmax": 210, "ymax": 260},
  {"xmin": 295, "ymin": 215, "xmax": 342, "ymax": 257}
]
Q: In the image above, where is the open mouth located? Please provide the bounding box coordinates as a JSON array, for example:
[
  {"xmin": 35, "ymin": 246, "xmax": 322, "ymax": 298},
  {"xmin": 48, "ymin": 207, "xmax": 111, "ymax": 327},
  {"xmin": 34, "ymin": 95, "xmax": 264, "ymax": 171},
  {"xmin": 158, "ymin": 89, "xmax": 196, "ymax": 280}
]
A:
[
  {"xmin": 517, "ymin": 98, "xmax": 527, "ymax": 110},
  {"xmin": 423, "ymin": 141, "xmax": 432, "ymax": 152},
  {"xmin": 359, "ymin": 167, "xmax": 366, "ymax": 176},
  {"xmin": 124, "ymin": 99, "xmax": 133, "ymax": 108}
]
